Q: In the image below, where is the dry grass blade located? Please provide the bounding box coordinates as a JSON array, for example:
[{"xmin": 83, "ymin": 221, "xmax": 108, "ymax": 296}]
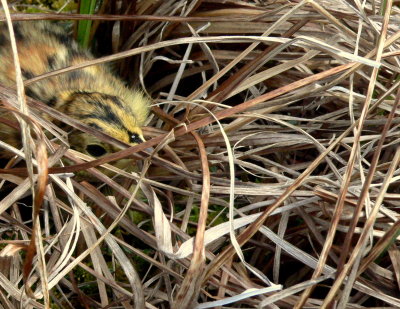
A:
[
  {"xmin": 2, "ymin": 1, "xmax": 400, "ymax": 308},
  {"xmin": 173, "ymin": 132, "xmax": 210, "ymax": 308},
  {"xmin": 0, "ymin": 1, "xmax": 49, "ymax": 305},
  {"xmin": 296, "ymin": 1, "xmax": 393, "ymax": 307},
  {"xmin": 388, "ymin": 244, "xmax": 400, "ymax": 291}
]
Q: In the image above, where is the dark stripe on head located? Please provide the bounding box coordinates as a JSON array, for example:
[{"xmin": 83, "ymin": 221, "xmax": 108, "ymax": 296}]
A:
[
  {"xmin": 106, "ymin": 94, "xmax": 123, "ymax": 108},
  {"xmin": 95, "ymin": 106, "xmax": 124, "ymax": 127},
  {"xmin": 68, "ymin": 92, "xmax": 135, "ymax": 136},
  {"xmin": 101, "ymin": 107, "xmax": 122, "ymax": 126},
  {"xmin": 73, "ymin": 90, "xmax": 91, "ymax": 96},
  {"xmin": 88, "ymin": 122, "xmax": 104, "ymax": 131},
  {"xmin": 80, "ymin": 99, "xmax": 126, "ymax": 130},
  {"xmin": 70, "ymin": 91, "xmax": 123, "ymax": 108}
]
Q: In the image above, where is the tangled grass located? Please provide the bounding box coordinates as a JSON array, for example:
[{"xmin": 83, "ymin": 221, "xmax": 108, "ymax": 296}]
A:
[{"xmin": 1, "ymin": 0, "xmax": 400, "ymax": 308}]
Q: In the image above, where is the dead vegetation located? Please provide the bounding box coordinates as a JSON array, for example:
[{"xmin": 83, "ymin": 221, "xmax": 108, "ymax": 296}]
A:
[{"xmin": 1, "ymin": 0, "xmax": 400, "ymax": 308}]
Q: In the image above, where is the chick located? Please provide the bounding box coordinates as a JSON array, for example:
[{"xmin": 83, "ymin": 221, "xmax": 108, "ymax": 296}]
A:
[{"xmin": 0, "ymin": 21, "xmax": 150, "ymax": 158}]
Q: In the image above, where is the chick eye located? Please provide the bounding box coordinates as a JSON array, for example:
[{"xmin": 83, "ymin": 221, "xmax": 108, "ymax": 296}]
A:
[
  {"xmin": 86, "ymin": 144, "xmax": 107, "ymax": 157},
  {"xmin": 129, "ymin": 133, "xmax": 143, "ymax": 144}
]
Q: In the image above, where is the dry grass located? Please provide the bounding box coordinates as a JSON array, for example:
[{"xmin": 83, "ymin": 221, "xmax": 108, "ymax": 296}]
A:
[{"xmin": 1, "ymin": 0, "xmax": 400, "ymax": 308}]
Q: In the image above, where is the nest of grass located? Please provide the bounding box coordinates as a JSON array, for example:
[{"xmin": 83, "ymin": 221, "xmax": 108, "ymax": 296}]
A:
[{"xmin": 1, "ymin": 0, "xmax": 400, "ymax": 308}]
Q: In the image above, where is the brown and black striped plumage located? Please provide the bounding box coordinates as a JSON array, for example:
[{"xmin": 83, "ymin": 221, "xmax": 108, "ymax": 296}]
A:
[{"xmin": 0, "ymin": 21, "xmax": 149, "ymax": 157}]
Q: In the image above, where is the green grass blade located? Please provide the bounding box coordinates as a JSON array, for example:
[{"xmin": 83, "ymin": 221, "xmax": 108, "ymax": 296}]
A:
[{"xmin": 76, "ymin": 0, "xmax": 98, "ymax": 48}]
